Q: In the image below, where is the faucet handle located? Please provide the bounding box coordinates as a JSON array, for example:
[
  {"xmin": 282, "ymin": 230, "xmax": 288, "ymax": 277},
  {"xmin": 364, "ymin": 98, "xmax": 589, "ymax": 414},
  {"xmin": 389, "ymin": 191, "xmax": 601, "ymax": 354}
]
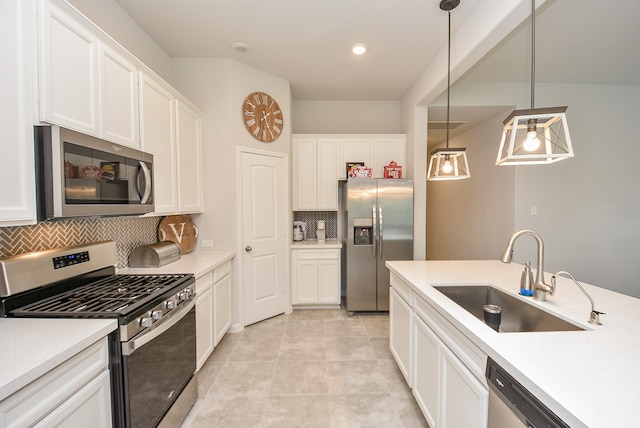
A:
[{"xmin": 589, "ymin": 310, "xmax": 605, "ymax": 325}]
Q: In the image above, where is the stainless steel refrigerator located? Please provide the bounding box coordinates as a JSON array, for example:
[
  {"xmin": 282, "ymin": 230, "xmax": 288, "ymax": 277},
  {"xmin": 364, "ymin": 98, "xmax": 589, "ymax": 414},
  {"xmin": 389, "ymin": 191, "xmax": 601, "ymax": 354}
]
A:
[{"xmin": 343, "ymin": 179, "xmax": 413, "ymax": 314}]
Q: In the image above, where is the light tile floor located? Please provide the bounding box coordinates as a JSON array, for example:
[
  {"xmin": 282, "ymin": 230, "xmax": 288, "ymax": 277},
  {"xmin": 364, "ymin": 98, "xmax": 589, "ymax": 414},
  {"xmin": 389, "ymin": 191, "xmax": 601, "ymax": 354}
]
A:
[{"xmin": 181, "ymin": 308, "xmax": 429, "ymax": 428}]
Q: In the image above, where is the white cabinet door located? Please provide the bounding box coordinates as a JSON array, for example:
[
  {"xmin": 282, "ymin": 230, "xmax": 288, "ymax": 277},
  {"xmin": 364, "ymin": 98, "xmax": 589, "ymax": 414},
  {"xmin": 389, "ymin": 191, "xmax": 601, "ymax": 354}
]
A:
[
  {"xmin": 196, "ymin": 281, "xmax": 214, "ymax": 371},
  {"xmin": 39, "ymin": 0, "xmax": 100, "ymax": 135},
  {"xmin": 441, "ymin": 345, "xmax": 489, "ymax": 428},
  {"xmin": 389, "ymin": 287, "xmax": 412, "ymax": 385},
  {"xmin": 373, "ymin": 137, "xmax": 406, "ymax": 178},
  {"xmin": 139, "ymin": 72, "xmax": 177, "ymax": 214},
  {"xmin": 0, "ymin": 0, "xmax": 36, "ymax": 226},
  {"xmin": 338, "ymin": 138, "xmax": 372, "ymax": 179},
  {"xmin": 195, "ymin": 271, "xmax": 214, "ymax": 371},
  {"xmin": 317, "ymin": 258, "xmax": 340, "ymax": 304},
  {"xmin": 317, "ymin": 139, "xmax": 338, "ymax": 210},
  {"xmin": 213, "ymin": 272, "xmax": 232, "ymax": 346},
  {"xmin": 292, "ymin": 258, "xmax": 319, "ymax": 304},
  {"xmin": 175, "ymin": 99, "xmax": 203, "ymax": 213},
  {"xmin": 292, "ymin": 138, "xmax": 318, "ymax": 210},
  {"xmin": 291, "ymin": 249, "xmax": 340, "ymax": 305},
  {"xmin": 412, "ymin": 313, "xmax": 440, "ymax": 428},
  {"xmin": 292, "ymin": 137, "xmax": 337, "ymax": 211},
  {"xmin": 34, "ymin": 370, "xmax": 112, "ymax": 428},
  {"xmin": 101, "ymin": 44, "xmax": 139, "ymax": 148}
]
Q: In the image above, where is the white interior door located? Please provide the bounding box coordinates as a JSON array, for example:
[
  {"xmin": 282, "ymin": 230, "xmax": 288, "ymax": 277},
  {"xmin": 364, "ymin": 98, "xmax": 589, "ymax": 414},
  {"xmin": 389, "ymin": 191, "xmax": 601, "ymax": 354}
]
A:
[{"xmin": 240, "ymin": 150, "xmax": 288, "ymax": 326}]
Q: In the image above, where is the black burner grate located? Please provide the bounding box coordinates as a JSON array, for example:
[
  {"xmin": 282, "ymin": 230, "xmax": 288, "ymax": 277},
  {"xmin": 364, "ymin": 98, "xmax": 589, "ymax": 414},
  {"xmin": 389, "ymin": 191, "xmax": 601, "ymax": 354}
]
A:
[{"xmin": 12, "ymin": 274, "xmax": 191, "ymax": 317}]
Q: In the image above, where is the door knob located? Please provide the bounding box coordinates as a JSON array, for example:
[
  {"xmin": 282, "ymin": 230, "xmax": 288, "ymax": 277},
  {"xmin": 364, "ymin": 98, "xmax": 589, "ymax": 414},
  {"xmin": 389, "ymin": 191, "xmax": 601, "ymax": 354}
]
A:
[{"xmin": 245, "ymin": 246, "xmax": 253, "ymax": 252}]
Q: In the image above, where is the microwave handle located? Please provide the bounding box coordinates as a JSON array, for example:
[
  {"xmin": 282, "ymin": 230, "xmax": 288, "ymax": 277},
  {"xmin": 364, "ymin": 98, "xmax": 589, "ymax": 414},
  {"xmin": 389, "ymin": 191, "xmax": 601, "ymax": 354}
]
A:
[{"xmin": 136, "ymin": 161, "xmax": 152, "ymax": 203}]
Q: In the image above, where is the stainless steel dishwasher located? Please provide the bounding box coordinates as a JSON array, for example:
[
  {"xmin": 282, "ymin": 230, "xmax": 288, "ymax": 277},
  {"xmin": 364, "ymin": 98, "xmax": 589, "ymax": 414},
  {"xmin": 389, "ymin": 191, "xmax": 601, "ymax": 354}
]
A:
[{"xmin": 486, "ymin": 358, "xmax": 570, "ymax": 428}]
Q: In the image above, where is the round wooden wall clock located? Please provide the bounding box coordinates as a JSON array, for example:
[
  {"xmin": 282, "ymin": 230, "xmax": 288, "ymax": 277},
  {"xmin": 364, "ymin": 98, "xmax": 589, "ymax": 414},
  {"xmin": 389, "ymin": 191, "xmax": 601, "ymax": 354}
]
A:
[{"xmin": 242, "ymin": 91, "xmax": 284, "ymax": 142}]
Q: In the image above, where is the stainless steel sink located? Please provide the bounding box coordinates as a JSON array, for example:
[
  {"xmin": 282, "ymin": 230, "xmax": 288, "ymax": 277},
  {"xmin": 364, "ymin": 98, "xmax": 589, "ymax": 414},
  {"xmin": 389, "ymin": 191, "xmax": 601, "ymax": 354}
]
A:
[{"xmin": 434, "ymin": 285, "xmax": 585, "ymax": 332}]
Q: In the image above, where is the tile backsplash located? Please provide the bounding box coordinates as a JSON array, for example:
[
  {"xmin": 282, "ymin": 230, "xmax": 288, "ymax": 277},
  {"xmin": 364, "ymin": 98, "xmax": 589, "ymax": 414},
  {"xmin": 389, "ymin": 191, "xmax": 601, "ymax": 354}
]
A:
[
  {"xmin": 0, "ymin": 216, "xmax": 160, "ymax": 269},
  {"xmin": 293, "ymin": 211, "xmax": 339, "ymax": 240}
]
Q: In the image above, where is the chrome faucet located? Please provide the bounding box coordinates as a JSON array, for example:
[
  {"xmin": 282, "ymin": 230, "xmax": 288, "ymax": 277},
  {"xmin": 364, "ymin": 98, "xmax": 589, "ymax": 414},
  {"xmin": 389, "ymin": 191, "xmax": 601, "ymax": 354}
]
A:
[
  {"xmin": 500, "ymin": 230, "xmax": 554, "ymax": 301},
  {"xmin": 552, "ymin": 271, "xmax": 604, "ymax": 325}
]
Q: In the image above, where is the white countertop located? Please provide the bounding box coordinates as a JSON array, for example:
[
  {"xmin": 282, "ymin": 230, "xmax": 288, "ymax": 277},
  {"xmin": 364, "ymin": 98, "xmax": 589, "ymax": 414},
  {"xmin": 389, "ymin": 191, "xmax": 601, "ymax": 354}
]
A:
[
  {"xmin": 291, "ymin": 239, "xmax": 342, "ymax": 249},
  {"xmin": 0, "ymin": 318, "xmax": 117, "ymax": 401},
  {"xmin": 121, "ymin": 250, "xmax": 235, "ymax": 277},
  {"xmin": 386, "ymin": 260, "xmax": 640, "ymax": 428}
]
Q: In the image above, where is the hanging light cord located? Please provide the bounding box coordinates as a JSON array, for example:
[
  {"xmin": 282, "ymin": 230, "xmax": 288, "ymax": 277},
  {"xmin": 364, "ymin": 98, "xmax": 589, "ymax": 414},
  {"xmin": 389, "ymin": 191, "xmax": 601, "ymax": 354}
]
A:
[
  {"xmin": 445, "ymin": 9, "xmax": 452, "ymax": 149},
  {"xmin": 530, "ymin": 0, "xmax": 535, "ymax": 110}
]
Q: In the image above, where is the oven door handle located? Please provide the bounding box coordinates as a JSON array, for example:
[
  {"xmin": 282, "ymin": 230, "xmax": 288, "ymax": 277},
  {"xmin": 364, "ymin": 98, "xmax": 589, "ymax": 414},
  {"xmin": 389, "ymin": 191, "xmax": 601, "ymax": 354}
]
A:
[{"xmin": 122, "ymin": 298, "xmax": 196, "ymax": 356}]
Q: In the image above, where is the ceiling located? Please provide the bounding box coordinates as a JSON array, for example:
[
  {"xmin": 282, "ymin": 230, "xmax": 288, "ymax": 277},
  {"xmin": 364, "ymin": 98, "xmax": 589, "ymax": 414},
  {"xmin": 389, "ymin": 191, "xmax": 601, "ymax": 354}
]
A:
[{"xmin": 113, "ymin": 0, "xmax": 639, "ymax": 142}]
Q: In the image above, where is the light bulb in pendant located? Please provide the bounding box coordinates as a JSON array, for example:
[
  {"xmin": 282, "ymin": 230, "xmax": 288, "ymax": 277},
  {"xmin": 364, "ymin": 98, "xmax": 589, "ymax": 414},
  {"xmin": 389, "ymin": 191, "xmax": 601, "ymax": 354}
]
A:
[
  {"xmin": 523, "ymin": 119, "xmax": 541, "ymax": 151},
  {"xmin": 442, "ymin": 158, "xmax": 453, "ymax": 173}
]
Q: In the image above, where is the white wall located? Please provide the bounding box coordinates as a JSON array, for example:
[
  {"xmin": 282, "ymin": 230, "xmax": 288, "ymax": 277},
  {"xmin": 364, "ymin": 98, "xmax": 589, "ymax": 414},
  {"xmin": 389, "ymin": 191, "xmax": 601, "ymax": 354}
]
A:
[
  {"xmin": 426, "ymin": 109, "xmax": 515, "ymax": 260},
  {"xmin": 292, "ymin": 101, "xmax": 401, "ymax": 134}
]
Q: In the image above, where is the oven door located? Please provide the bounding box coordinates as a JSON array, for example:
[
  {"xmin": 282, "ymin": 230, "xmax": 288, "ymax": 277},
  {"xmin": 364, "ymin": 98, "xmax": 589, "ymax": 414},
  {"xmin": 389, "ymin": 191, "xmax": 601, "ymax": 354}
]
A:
[{"xmin": 122, "ymin": 299, "xmax": 196, "ymax": 428}]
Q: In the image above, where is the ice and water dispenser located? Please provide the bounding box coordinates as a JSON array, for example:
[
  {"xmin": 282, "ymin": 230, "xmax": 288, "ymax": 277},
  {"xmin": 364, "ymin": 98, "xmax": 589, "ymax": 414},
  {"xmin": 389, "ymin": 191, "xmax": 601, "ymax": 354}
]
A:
[{"xmin": 353, "ymin": 218, "xmax": 373, "ymax": 246}]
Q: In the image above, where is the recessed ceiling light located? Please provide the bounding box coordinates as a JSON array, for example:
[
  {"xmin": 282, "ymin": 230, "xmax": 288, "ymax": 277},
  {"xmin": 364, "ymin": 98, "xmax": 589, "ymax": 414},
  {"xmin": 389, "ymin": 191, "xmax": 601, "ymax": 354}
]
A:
[
  {"xmin": 232, "ymin": 41, "xmax": 250, "ymax": 53},
  {"xmin": 352, "ymin": 43, "xmax": 367, "ymax": 55}
]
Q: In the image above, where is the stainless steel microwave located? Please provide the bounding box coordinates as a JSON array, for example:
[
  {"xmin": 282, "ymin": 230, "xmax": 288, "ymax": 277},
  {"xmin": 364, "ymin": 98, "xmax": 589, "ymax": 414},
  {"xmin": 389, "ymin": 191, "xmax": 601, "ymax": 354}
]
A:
[{"xmin": 35, "ymin": 126, "xmax": 154, "ymax": 220}]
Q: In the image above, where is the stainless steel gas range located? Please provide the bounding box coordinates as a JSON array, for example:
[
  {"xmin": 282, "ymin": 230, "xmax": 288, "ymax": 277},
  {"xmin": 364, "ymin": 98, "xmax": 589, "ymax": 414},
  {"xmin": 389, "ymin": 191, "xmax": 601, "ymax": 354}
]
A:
[{"xmin": 0, "ymin": 241, "xmax": 197, "ymax": 428}]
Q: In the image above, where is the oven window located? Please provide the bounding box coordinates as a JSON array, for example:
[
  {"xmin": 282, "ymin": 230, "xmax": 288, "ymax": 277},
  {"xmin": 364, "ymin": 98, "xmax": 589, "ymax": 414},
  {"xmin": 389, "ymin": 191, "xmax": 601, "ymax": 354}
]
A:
[{"xmin": 124, "ymin": 306, "xmax": 196, "ymax": 427}]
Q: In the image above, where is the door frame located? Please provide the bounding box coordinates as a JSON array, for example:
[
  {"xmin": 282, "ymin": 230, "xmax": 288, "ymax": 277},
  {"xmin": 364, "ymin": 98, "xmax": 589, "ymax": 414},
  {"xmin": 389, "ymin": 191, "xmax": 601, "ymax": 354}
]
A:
[{"xmin": 235, "ymin": 146, "xmax": 292, "ymax": 329}]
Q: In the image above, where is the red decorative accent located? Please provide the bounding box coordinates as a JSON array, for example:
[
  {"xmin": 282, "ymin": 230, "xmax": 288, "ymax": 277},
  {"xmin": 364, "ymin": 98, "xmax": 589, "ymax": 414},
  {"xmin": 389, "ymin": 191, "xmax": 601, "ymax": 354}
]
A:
[{"xmin": 383, "ymin": 161, "xmax": 403, "ymax": 179}]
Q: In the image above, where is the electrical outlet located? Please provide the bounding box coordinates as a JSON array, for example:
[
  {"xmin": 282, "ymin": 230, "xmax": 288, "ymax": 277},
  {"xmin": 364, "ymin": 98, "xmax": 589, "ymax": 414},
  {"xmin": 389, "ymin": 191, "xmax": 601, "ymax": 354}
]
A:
[
  {"xmin": 200, "ymin": 240, "xmax": 213, "ymax": 248},
  {"xmin": 530, "ymin": 205, "xmax": 538, "ymax": 216}
]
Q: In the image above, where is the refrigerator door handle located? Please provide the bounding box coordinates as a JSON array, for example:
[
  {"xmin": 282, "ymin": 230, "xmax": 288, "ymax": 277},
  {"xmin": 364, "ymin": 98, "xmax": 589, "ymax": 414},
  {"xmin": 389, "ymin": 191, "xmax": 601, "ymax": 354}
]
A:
[
  {"xmin": 372, "ymin": 205, "xmax": 377, "ymax": 258},
  {"xmin": 378, "ymin": 205, "xmax": 383, "ymax": 259}
]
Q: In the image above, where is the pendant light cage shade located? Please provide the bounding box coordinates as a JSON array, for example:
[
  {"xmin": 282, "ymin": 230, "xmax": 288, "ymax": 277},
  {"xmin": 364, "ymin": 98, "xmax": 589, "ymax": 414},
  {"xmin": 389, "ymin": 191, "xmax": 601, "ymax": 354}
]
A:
[
  {"xmin": 428, "ymin": 148, "xmax": 471, "ymax": 180},
  {"xmin": 496, "ymin": 107, "xmax": 573, "ymax": 165}
]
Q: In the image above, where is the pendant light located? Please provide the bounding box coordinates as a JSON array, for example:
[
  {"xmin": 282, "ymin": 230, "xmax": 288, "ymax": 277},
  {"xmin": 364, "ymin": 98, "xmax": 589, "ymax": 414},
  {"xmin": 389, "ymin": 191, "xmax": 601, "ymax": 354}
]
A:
[
  {"xmin": 495, "ymin": 0, "xmax": 573, "ymax": 165},
  {"xmin": 428, "ymin": 0, "xmax": 470, "ymax": 181}
]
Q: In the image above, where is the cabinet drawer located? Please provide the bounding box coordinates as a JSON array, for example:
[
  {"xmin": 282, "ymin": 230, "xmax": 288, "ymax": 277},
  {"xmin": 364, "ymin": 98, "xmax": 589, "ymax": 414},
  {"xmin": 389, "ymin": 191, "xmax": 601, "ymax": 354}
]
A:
[
  {"xmin": 414, "ymin": 294, "xmax": 487, "ymax": 384},
  {"xmin": 390, "ymin": 272, "xmax": 412, "ymax": 304},
  {"xmin": 195, "ymin": 271, "xmax": 213, "ymax": 293},
  {"xmin": 213, "ymin": 261, "xmax": 231, "ymax": 283},
  {"xmin": 0, "ymin": 338, "xmax": 109, "ymax": 427},
  {"xmin": 293, "ymin": 249, "xmax": 339, "ymax": 261}
]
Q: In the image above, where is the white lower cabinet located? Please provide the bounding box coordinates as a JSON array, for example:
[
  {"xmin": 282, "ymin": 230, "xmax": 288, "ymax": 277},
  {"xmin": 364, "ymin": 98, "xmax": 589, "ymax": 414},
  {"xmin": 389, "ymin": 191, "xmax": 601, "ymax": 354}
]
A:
[
  {"xmin": 195, "ymin": 261, "xmax": 232, "ymax": 371},
  {"xmin": 0, "ymin": 338, "xmax": 111, "ymax": 428},
  {"xmin": 390, "ymin": 273, "xmax": 488, "ymax": 428},
  {"xmin": 412, "ymin": 314, "xmax": 440, "ymax": 428},
  {"xmin": 213, "ymin": 262, "xmax": 232, "ymax": 346},
  {"xmin": 195, "ymin": 271, "xmax": 214, "ymax": 371},
  {"xmin": 291, "ymin": 249, "xmax": 340, "ymax": 305},
  {"xmin": 389, "ymin": 287, "xmax": 412, "ymax": 386}
]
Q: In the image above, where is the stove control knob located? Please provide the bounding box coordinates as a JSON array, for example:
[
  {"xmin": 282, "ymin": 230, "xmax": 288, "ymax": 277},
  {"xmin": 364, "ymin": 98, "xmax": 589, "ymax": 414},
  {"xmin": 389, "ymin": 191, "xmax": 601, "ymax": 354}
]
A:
[
  {"xmin": 140, "ymin": 317, "xmax": 153, "ymax": 328},
  {"xmin": 166, "ymin": 300, "xmax": 177, "ymax": 310},
  {"xmin": 152, "ymin": 310, "xmax": 163, "ymax": 320},
  {"xmin": 185, "ymin": 288, "xmax": 194, "ymax": 297},
  {"xmin": 178, "ymin": 291, "xmax": 190, "ymax": 301}
]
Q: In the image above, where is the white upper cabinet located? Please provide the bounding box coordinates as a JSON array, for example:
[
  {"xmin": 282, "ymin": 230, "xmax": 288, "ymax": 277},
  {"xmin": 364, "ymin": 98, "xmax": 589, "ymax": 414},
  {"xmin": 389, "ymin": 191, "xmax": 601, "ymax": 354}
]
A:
[
  {"xmin": 337, "ymin": 135, "xmax": 406, "ymax": 179},
  {"xmin": 338, "ymin": 138, "xmax": 373, "ymax": 180},
  {"xmin": 292, "ymin": 137, "xmax": 338, "ymax": 211},
  {"xmin": 175, "ymin": 99, "xmax": 203, "ymax": 213},
  {"xmin": 139, "ymin": 72, "xmax": 178, "ymax": 215},
  {"xmin": 38, "ymin": 0, "xmax": 140, "ymax": 148},
  {"xmin": 38, "ymin": 0, "xmax": 100, "ymax": 135},
  {"xmin": 372, "ymin": 136, "xmax": 406, "ymax": 178},
  {"xmin": 101, "ymin": 44, "xmax": 139, "ymax": 148},
  {"xmin": 0, "ymin": 0, "xmax": 36, "ymax": 226},
  {"xmin": 139, "ymin": 73, "xmax": 203, "ymax": 216}
]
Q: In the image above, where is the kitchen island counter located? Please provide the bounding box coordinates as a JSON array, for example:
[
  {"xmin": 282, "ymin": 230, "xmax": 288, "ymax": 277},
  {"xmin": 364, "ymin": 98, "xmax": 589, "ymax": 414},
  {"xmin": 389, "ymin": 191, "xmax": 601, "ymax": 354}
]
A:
[
  {"xmin": 0, "ymin": 318, "xmax": 117, "ymax": 401},
  {"xmin": 386, "ymin": 259, "xmax": 640, "ymax": 428}
]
